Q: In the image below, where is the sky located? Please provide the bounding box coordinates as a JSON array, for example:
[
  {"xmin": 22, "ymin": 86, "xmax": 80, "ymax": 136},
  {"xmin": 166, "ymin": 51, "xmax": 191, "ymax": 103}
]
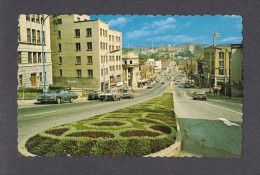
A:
[{"xmin": 90, "ymin": 15, "xmax": 243, "ymax": 48}]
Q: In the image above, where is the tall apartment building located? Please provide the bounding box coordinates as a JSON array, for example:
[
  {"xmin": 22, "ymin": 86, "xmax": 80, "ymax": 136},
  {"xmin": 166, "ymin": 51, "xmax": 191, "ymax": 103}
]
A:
[
  {"xmin": 204, "ymin": 45, "xmax": 231, "ymax": 88},
  {"xmin": 50, "ymin": 15, "xmax": 123, "ymax": 91},
  {"xmin": 18, "ymin": 14, "xmax": 53, "ymax": 88}
]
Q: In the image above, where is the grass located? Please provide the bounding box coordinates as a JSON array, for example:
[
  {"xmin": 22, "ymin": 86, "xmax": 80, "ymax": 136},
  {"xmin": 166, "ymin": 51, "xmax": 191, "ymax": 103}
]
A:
[
  {"xmin": 25, "ymin": 93, "xmax": 177, "ymax": 156},
  {"xmin": 18, "ymin": 92, "xmax": 42, "ymax": 100}
]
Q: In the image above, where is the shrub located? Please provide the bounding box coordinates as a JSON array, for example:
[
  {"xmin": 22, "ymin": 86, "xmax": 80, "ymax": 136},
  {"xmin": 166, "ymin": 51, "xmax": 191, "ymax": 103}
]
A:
[
  {"xmin": 45, "ymin": 128, "xmax": 69, "ymax": 136},
  {"xmin": 120, "ymin": 130, "xmax": 161, "ymax": 137},
  {"xmin": 18, "ymin": 87, "xmax": 43, "ymax": 93},
  {"xmin": 67, "ymin": 131, "xmax": 115, "ymax": 138},
  {"xmin": 91, "ymin": 121, "xmax": 126, "ymax": 126},
  {"xmin": 137, "ymin": 118, "xmax": 160, "ymax": 124},
  {"xmin": 150, "ymin": 125, "xmax": 172, "ymax": 134}
]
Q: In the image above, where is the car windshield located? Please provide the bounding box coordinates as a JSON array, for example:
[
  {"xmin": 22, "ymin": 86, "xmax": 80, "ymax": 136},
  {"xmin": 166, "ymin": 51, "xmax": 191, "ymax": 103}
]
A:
[{"xmin": 124, "ymin": 90, "xmax": 130, "ymax": 93}]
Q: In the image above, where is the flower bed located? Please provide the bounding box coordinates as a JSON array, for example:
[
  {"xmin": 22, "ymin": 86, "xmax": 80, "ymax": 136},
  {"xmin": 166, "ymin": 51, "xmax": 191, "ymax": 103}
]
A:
[{"xmin": 25, "ymin": 93, "xmax": 177, "ymax": 156}]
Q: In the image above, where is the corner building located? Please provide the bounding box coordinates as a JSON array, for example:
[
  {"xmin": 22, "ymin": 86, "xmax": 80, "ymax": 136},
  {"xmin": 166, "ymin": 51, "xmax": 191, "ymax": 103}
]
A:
[
  {"xmin": 50, "ymin": 15, "xmax": 123, "ymax": 91},
  {"xmin": 18, "ymin": 14, "xmax": 53, "ymax": 88}
]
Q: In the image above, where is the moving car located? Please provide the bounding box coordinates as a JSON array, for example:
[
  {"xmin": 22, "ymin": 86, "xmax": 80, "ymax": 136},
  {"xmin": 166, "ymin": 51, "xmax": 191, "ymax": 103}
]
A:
[
  {"xmin": 99, "ymin": 89, "xmax": 123, "ymax": 101},
  {"xmin": 36, "ymin": 89, "xmax": 78, "ymax": 104},
  {"xmin": 147, "ymin": 85, "xmax": 153, "ymax": 89},
  {"xmin": 123, "ymin": 89, "xmax": 135, "ymax": 99},
  {"xmin": 87, "ymin": 90, "xmax": 101, "ymax": 100},
  {"xmin": 192, "ymin": 91, "xmax": 207, "ymax": 101}
]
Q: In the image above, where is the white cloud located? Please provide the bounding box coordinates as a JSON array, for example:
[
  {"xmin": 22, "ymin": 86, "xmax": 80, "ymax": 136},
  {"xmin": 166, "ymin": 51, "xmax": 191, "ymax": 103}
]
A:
[
  {"xmin": 152, "ymin": 17, "xmax": 176, "ymax": 27},
  {"xmin": 219, "ymin": 37, "xmax": 243, "ymax": 43},
  {"xmin": 185, "ymin": 22, "xmax": 191, "ymax": 26},
  {"xmin": 126, "ymin": 30, "xmax": 152, "ymax": 39},
  {"xmin": 108, "ymin": 17, "xmax": 128, "ymax": 27}
]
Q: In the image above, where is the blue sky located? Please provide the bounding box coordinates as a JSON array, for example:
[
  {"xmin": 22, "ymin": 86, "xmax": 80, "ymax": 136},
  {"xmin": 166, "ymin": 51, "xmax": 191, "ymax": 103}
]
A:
[{"xmin": 90, "ymin": 15, "xmax": 243, "ymax": 47}]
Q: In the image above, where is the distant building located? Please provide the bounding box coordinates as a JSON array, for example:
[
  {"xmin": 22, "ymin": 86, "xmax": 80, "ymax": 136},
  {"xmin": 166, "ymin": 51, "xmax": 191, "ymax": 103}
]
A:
[
  {"xmin": 230, "ymin": 44, "xmax": 243, "ymax": 97},
  {"xmin": 122, "ymin": 52, "xmax": 140, "ymax": 89},
  {"xmin": 188, "ymin": 45, "xmax": 195, "ymax": 52},
  {"xmin": 18, "ymin": 14, "xmax": 53, "ymax": 88},
  {"xmin": 50, "ymin": 15, "xmax": 122, "ymax": 91}
]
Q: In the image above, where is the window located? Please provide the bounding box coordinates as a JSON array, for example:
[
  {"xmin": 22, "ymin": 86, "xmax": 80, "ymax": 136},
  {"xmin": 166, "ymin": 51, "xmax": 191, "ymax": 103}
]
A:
[
  {"xmin": 75, "ymin": 29, "xmax": 80, "ymax": 37},
  {"xmin": 113, "ymin": 66, "xmax": 115, "ymax": 71},
  {"xmin": 219, "ymin": 52, "xmax": 224, "ymax": 59},
  {"xmin": 36, "ymin": 15, "xmax": 40, "ymax": 23},
  {"xmin": 112, "ymin": 45, "xmax": 114, "ymax": 50},
  {"xmin": 105, "ymin": 43, "xmax": 107, "ymax": 50},
  {"xmin": 118, "ymin": 37, "xmax": 120, "ymax": 42},
  {"xmin": 58, "ymin": 44, "xmax": 62, "ymax": 52},
  {"xmin": 109, "ymin": 45, "xmax": 111, "ymax": 51},
  {"xmin": 119, "ymin": 56, "xmax": 121, "ymax": 61},
  {"xmin": 33, "ymin": 52, "xmax": 37, "ymax": 63},
  {"xmin": 77, "ymin": 69, "xmax": 82, "ymax": 77},
  {"xmin": 87, "ymin": 42, "xmax": 92, "ymax": 50},
  {"xmin": 101, "ymin": 56, "xmax": 103, "ymax": 63},
  {"xmin": 219, "ymin": 68, "xmax": 224, "ymax": 75},
  {"xmin": 76, "ymin": 43, "xmax": 81, "ymax": 51},
  {"xmin": 41, "ymin": 15, "xmax": 44, "ymax": 24},
  {"xmin": 116, "ymin": 65, "xmax": 118, "ymax": 70},
  {"xmin": 60, "ymin": 69, "xmax": 63, "ymax": 77},
  {"xmin": 37, "ymin": 30, "xmax": 40, "ymax": 43},
  {"xmin": 32, "ymin": 29, "xmax": 36, "ymax": 43},
  {"xmin": 18, "ymin": 27, "xmax": 20, "ymax": 41},
  {"xmin": 119, "ymin": 65, "xmax": 121, "ymax": 70},
  {"xmin": 19, "ymin": 75, "xmax": 23, "ymax": 86},
  {"xmin": 57, "ymin": 19, "xmax": 62, "ymax": 24},
  {"xmin": 28, "ymin": 52, "xmax": 32, "ymax": 63},
  {"xmin": 38, "ymin": 53, "xmax": 42, "ymax": 63},
  {"xmin": 27, "ymin": 28, "xmax": 31, "ymax": 42},
  {"xmin": 58, "ymin": 31, "xmax": 61, "ymax": 38},
  {"xmin": 109, "ymin": 56, "xmax": 111, "ymax": 61},
  {"xmin": 76, "ymin": 56, "xmax": 81, "ymax": 64},
  {"xmin": 219, "ymin": 60, "xmax": 224, "ymax": 67},
  {"xmin": 26, "ymin": 15, "xmax": 30, "ymax": 21},
  {"xmin": 86, "ymin": 28, "xmax": 92, "ymax": 36},
  {"xmin": 100, "ymin": 42, "xmax": 103, "ymax": 50},
  {"xmin": 109, "ymin": 35, "xmax": 111, "ymax": 41},
  {"xmin": 112, "ymin": 56, "xmax": 114, "ymax": 61},
  {"xmin": 39, "ymin": 72, "xmax": 42, "ymax": 82},
  {"xmin": 211, "ymin": 69, "xmax": 215, "ymax": 75},
  {"xmin": 125, "ymin": 60, "xmax": 127, "ymax": 64},
  {"xmin": 100, "ymin": 28, "xmax": 102, "ymax": 36},
  {"xmin": 110, "ymin": 66, "xmax": 112, "ymax": 71},
  {"xmin": 103, "ymin": 43, "xmax": 105, "ymax": 50},
  {"xmin": 59, "ymin": 57, "xmax": 62, "ymax": 64},
  {"xmin": 101, "ymin": 69, "xmax": 103, "ymax": 76},
  {"xmin": 87, "ymin": 56, "xmax": 93, "ymax": 64},
  {"xmin": 88, "ymin": 70, "xmax": 93, "ymax": 77},
  {"xmin": 18, "ymin": 52, "xmax": 22, "ymax": 64},
  {"xmin": 116, "ymin": 56, "xmax": 118, "ymax": 61},
  {"xmin": 106, "ymin": 68, "xmax": 108, "ymax": 75},
  {"xmin": 31, "ymin": 15, "xmax": 35, "ymax": 22},
  {"xmin": 130, "ymin": 60, "xmax": 133, "ymax": 64},
  {"xmin": 112, "ymin": 35, "xmax": 114, "ymax": 41},
  {"xmin": 106, "ymin": 56, "xmax": 108, "ymax": 62}
]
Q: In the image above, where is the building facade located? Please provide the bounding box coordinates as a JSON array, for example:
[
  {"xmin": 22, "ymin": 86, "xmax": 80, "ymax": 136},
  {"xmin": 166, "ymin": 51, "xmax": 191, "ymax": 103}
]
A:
[
  {"xmin": 230, "ymin": 44, "xmax": 243, "ymax": 97},
  {"xmin": 204, "ymin": 46, "xmax": 231, "ymax": 89},
  {"xmin": 50, "ymin": 15, "xmax": 123, "ymax": 91},
  {"xmin": 122, "ymin": 52, "xmax": 140, "ymax": 89},
  {"xmin": 18, "ymin": 14, "xmax": 53, "ymax": 88}
]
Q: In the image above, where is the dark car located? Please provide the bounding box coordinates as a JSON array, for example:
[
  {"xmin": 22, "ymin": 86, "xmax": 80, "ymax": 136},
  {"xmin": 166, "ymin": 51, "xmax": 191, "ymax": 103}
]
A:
[
  {"xmin": 88, "ymin": 90, "xmax": 101, "ymax": 100},
  {"xmin": 192, "ymin": 91, "xmax": 207, "ymax": 101},
  {"xmin": 161, "ymin": 82, "xmax": 165, "ymax": 84},
  {"xmin": 36, "ymin": 89, "xmax": 78, "ymax": 104}
]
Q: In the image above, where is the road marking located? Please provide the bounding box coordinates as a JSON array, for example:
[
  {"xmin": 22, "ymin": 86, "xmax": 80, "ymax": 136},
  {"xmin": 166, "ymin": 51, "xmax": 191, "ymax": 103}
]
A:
[
  {"xmin": 217, "ymin": 118, "xmax": 240, "ymax": 126},
  {"xmin": 25, "ymin": 111, "xmax": 57, "ymax": 116},
  {"xmin": 183, "ymin": 92, "xmax": 242, "ymax": 115}
]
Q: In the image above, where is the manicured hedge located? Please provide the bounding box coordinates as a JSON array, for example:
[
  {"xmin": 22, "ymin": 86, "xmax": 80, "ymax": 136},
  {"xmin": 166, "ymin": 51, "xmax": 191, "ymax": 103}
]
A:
[
  {"xmin": 25, "ymin": 93, "xmax": 177, "ymax": 156},
  {"xmin": 18, "ymin": 87, "xmax": 43, "ymax": 93}
]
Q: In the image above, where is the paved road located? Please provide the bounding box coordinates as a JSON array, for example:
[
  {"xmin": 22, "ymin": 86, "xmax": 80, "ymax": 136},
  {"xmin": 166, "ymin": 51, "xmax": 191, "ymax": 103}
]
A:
[
  {"xmin": 173, "ymin": 70, "xmax": 242, "ymax": 157},
  {"xmin": 18, "ymin": 79, "xmax": 170, "ymax": 143}
]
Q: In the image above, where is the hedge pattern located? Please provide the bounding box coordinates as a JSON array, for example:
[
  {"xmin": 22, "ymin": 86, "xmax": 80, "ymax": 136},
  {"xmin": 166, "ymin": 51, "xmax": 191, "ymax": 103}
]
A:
[{"xmin": 25, "ymin": 93, "xmax": 177, "ymax": 156}]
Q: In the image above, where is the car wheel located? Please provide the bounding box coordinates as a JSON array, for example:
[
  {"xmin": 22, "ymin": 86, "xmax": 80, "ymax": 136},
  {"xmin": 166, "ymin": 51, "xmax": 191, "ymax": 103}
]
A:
[
  {"xmin": 204, "ymin": 98, "xmax": 207, "ymax": 101},
  {"xmin": 69, "ymin": 99, "xmax": 72, "ymax": 103},
  {"xmin": 118, "ymin": 97, "xmax": 121, "ymax": 101},
  {"xmin": 101, "ymin": 99, "xmax": 103, "ymax": 101}
]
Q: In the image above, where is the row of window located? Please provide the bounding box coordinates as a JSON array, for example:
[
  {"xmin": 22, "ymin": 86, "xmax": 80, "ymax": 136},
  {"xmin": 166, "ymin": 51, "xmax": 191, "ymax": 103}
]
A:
[
  {"xmin": 101, "ymin": 55, "xmax": 122, "ymax": 63},
  {"xmin": 59, "ymin": 69, "xmax": 93, "ymax": 78},
  {"xmin": 25, "ymin": 15, "xmax": 45, "ymax": 24},
  {"xmin": 100, "ymin": 42, "xmax": 121, "ymax": 51},
  {"xmin": 58, "ymin": 56, "xmax": 93, "ymax": 65},
  {"xmin": 58, "ymin": 42, "xmax": 92, "ymax": 52},
  {"xmin": 101, "ymin": 65, "xmax": 121, "ymax": 76},
  {"xmin": 205, "ymin": 52, "xmax": 226, "ymax": 59},
  {"xmin": 18, "ymin": 52, "xmax": 46, "ymax": 64},
  {"xmin": 18, "ymin": 73, "xmax": 44, "ymax": 87},
  {"xmin": 23, "ymin": 28, "xmax": 45, "ymax": 43},
  {"xmin": 100, "ymin": 28, "xmax": 108, "ymax": 37}
]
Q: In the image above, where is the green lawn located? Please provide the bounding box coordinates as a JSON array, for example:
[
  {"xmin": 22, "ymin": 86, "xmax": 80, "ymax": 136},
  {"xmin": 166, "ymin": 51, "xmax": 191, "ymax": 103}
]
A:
[
  {"xmin": 25, "ymin": 93, "xmax": 177, "ymax": 156},
  {"xmin": 18, "ymin": 92, "xmax": 42, "ymax": 100}
]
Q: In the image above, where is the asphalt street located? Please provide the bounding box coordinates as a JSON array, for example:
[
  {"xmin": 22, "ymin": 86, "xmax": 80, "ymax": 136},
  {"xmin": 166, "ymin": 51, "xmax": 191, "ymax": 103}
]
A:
[
  {"xmin": 173, "ymin": 70, "xmax": 242, "ymax": 157},
  {"xmin": 18, "ymin": 79, "xmax": 170, "ymax": 143}
]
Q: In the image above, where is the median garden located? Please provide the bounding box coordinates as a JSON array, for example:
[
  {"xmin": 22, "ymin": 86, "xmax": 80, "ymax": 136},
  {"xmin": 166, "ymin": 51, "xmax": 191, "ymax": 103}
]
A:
[{"xmin": 25, "ymin": 93, "xmax": 177, "ymax": 156}]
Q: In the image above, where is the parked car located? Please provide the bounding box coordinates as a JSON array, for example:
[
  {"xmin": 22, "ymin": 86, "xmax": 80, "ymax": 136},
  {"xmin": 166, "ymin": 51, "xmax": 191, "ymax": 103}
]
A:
[
  {"xmin": 123, "ymin": 89, "xmax": 135, "ymax": 99},
  {"xmin": 192, "ymin": 91, "xmax": 207, "ymax": 101},
  {"xmin": 36, "ymin": 89, "xmax": 78, "ymax": 104},
  {"xmin": 184, "ymin": 83, "xmax": 191, "ymax": 88},
  {"xmin": 88, "ymin": 90, "xmax": 101, "ymax": 100},
  {"xmin": 99, "ymin": 89, "xmax": 123, "ymax": 101},
  {"xmin": 147, "ymin": 85, "xmax": 153, "ymax": 89}
]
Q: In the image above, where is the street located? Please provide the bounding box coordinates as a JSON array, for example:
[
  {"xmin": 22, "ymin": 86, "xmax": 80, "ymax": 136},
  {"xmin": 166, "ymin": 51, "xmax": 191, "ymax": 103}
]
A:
[{"xmin": 18, "ymin": 80, "xmax": 169, "ymax": 143}]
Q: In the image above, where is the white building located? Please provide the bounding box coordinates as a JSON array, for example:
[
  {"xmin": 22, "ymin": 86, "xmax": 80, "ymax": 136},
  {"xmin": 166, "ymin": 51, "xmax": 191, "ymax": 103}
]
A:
[{"xmin": 18, "ymin": 14, "xmax": 53, "ymax": 88}]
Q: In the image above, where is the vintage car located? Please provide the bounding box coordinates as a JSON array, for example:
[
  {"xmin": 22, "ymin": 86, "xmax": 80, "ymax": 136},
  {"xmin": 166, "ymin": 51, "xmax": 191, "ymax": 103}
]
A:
[
  {"xmin": 99, "ymin": 89, "xmax": 123, "ymax": 101},
  {"xmin": 36, "ymin": 89, "xmax": 78, "ymax": 104},
  {"xmin": 123, "ymin": 89, "xmax": 135, "ymax": 99},
  {"xmin": 192, "ymin": 91, "xmax": 207, "ymax": 101},
  {"xmin": 88, "ymin": 90, "xmax": 101, "ymax": 100}
]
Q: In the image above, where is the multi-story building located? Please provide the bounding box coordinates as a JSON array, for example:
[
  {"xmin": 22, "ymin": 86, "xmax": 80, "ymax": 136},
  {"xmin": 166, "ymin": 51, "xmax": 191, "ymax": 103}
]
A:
[
  {"xmin": 204, "ymin": 45, "xmax": 231, "ymax": 92},
  {"xmin": 18, "ymin": 14, "xmax": 53, "ymax": 88},
  {"xmin": 50, "ymin": 15, "xmax": 122, "ymax": 91},
  {"xmin": 230, "ymin": 44, "xmax": 243, "ymax": 97},
  {"xmin": 122, "ymin": 52, "xmax": 140, "ymax": 89}
]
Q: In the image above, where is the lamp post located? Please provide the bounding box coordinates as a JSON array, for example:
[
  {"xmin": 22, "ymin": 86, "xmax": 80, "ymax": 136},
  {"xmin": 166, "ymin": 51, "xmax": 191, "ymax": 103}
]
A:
[
  {"xmin": 42, "ymin": 15, "xmax": 49, "ymax": 95},
  {"xmin": 102, "ymin": 49, "xmax": 120, "ymax": 92}
]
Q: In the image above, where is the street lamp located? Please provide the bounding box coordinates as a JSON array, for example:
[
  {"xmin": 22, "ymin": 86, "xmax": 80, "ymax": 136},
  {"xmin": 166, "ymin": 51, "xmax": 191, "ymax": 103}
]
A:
[
  {"xmin": 102, "ymin": 49, "xmax": 120, "ymax": 92},
  {"xmin": 42, "ymin": 15, "xmax": 49, "ymax": 95}
]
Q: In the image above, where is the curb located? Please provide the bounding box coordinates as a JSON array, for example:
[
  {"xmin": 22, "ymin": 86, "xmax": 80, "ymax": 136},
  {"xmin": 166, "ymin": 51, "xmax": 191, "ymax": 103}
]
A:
[{"xmin": 18, "ymin": 139, "xmax": 36, "ymax": 157}]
